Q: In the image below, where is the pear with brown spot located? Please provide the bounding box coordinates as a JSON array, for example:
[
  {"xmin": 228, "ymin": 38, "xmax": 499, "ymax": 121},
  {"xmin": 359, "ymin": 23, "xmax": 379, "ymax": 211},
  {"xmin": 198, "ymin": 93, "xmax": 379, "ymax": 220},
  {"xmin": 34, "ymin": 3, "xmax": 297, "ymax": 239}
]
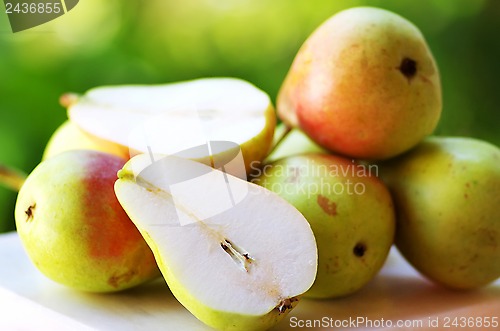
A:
[{"xmin": 255, "ymin": 153, "xmax": 395, "ymax": 298}]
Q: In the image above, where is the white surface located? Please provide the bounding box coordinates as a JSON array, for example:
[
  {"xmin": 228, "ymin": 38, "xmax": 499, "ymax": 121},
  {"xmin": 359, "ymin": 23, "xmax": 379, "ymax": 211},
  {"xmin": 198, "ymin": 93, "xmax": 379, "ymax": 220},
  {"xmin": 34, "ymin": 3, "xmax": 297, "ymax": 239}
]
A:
[{"xmin": 1, "ymin": 232, "xmax": 499, "ymax": 330}]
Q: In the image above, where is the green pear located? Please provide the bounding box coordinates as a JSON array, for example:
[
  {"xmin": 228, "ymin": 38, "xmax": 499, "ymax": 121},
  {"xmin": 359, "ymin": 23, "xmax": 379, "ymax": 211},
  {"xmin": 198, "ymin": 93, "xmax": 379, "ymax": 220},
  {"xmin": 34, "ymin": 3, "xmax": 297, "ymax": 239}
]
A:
[
  {"xmin": 278, "ymin": 7, "xmax": 441, "ymax": 160},
  {"xmin": 68, "ymin": 78, "xmax": 276, "ymax": 174},
  {"xmin": 380, "ymin": 137, "xmax": 500, "ymax": 289},
  {"xmin": 15, "ymin": 150, "xmax": 159, "ymax": 292},
  {"xmin": 254, "ymin": 154, "xmax": 395, "ymax": 298},
  {"xmin": 42, "ymin": 120, "xmax": 129, "ymax": 160},
  {"xmin": 114, "ymin": 154, "xmax": 317, "ymax": 331}
]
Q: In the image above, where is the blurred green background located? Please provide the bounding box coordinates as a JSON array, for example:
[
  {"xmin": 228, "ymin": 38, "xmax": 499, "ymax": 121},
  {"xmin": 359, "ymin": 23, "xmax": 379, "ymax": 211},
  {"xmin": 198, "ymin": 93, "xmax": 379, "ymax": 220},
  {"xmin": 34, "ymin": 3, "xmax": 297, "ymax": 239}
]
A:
[{"xmin": 0, "ymin": 0, "xmax": 499, "ymax": 232}]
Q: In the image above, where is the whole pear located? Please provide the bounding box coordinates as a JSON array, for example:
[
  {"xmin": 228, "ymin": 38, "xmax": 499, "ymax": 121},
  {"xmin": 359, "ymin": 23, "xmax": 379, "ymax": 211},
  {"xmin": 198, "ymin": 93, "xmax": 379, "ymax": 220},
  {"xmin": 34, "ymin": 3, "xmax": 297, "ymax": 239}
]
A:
[
  {"xmin": 278, "ymin": 7, "xmax": 441, "ymax": 159},
  {"xmin": 42, "ymin": 120, "xmax": 129, "ymax": 160},
  {"xmin": 254, "ymin": 154, "xmax": 395, "ymax": 298},
  {"xmin": 15, "ymin": 150, "xmax": 159, "ymax": 292},
  {"xmin": 380, "ymin": 137, "xmax": 500, "ymax": 289}
]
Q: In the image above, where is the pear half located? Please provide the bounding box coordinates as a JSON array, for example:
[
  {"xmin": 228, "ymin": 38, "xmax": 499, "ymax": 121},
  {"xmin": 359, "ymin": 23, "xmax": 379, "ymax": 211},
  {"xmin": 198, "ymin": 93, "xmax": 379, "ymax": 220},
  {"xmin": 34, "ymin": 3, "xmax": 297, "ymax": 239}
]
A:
[
  {"xmin": 114, "ymin": 154, "xmax": 317, "ymax": 331},
  {"xmin": 68, "ymin": 78, "xmax": 276, "ymax": 173}
]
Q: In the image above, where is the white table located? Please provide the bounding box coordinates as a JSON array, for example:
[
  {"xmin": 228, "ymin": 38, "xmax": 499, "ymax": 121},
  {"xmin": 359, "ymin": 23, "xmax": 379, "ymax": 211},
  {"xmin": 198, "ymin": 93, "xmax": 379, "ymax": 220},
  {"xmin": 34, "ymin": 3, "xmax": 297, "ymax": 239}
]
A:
[{"xmin": 1, "ymin": 232, "xmax": 499, "ymax": 330}]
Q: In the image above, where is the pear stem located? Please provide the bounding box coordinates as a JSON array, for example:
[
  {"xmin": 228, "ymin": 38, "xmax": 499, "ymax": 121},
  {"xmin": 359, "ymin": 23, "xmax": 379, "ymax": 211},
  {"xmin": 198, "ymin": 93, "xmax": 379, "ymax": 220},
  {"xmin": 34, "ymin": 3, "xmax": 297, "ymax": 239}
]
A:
[
  {"xmin": 266, "ymin": 124, "xmax": 292, "ymax": 159},
  {"xmin": 59, "ymin": 93, "xmax": 80, "ymax": 108},
  {"xmin": 0, "ymin": 164, "xmax": 27, "ymax": 192}
]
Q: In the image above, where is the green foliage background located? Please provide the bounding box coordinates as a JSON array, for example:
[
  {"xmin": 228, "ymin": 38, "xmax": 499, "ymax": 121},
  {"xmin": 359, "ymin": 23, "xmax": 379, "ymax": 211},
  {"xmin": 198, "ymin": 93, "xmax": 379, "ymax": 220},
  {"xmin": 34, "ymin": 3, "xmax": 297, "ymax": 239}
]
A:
[{"xmin": 0, "ymin": 0, "xmax": 499, "ymax": 232}]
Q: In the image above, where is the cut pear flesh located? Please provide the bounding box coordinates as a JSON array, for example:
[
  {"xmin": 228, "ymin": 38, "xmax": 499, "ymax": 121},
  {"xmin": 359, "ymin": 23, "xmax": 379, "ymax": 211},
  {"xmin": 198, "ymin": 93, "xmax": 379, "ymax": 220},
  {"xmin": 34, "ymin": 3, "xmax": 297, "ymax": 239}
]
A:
[
  {"xmin": 68, "ymin": 78, "xmax": 275, "ymax": 174},
  {"xmin": 114, "ymin": 154, "xmax": 317, "ymax": 330}
]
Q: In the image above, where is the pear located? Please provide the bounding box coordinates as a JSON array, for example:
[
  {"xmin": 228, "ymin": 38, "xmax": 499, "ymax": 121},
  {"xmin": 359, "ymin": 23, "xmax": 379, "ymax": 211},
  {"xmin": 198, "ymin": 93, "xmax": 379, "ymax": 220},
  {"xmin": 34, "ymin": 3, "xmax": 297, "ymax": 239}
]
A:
[
  {"xmin": 254, "ymin": 154, "xmax": 395, "ymax": 298},
  {"xmin": 15, "ymin": 150, "xmax": 159, "ymax": 292},
  {"xmin": 114, "ymin": 154, "xmax": 317, "ymax": 331},
  {"xmin": 380, "ymin": 137, "xmax": 500, "ymax": 289},
  {"xmin": 42, "ymin": 120, "xmax": 129, "ymax": 160},
  {"xmin": 278, "ymin": 7, "xmax": 441, "ymax": 159},
  {"xmin": 68, "ymin": 78, "xmax": 276, "ymax": 174}
]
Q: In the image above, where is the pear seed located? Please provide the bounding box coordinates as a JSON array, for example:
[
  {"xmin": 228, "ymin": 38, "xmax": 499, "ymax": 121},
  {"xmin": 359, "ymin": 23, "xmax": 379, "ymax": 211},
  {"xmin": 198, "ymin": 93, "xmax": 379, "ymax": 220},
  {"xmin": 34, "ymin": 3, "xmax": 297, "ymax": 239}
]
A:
[{"xmin": 220, "ymin": 239, "xmax": 253, "ymax": 272}]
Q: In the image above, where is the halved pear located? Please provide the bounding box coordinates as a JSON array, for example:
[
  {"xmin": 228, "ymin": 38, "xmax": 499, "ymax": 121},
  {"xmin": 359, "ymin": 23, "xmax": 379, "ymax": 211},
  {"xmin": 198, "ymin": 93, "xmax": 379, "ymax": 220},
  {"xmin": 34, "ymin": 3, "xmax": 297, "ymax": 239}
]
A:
[
  {"xmin": 68, "ymin": 78, "xmax": 276, "ymax": 174},
  {"xmin": 114, "ymin": 154, "xmax": 317, "ymax": 331}
]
